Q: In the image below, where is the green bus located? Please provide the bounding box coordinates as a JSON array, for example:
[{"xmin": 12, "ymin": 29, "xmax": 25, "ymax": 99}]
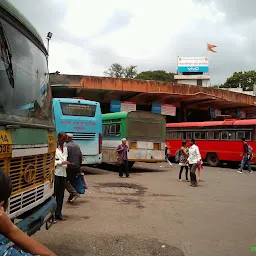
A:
[
  {"xmin": 102, "ymin": 111, "xmax": 166, "ymax": 168},
  {"xmin": 0, "ymin": 1, "xmax": 56, "ymax": 243}
]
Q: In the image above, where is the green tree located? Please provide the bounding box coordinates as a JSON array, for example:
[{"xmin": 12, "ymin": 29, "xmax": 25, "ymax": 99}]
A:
[
  {"xmin": 103, "ymin": 63, "xmax": 124, "ymax": 78},
  {"xmin": 123, "ymin": 65, "xmax": 137, "ymax": 78},
  {"xmin": 136, "ymin": 70, "xmax": 175, "ymax": 82},
  {"xmin": 220, "ymin": 71, "xmax": 256, "ymax": 91}
]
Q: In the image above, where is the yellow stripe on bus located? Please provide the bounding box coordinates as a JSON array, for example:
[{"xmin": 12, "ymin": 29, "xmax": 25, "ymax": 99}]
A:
[{"xmin": 0, "ymin": 131, "xmax": 12, "ymax": 158}]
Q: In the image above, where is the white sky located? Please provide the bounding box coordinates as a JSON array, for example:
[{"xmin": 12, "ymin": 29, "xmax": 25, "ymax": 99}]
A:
[{"xmin": 9, "ymin": 0, "xmax": 256, "ymax": 85}]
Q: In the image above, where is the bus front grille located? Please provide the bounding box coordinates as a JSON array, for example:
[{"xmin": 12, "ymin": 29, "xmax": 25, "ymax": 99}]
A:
[
  {"xmin": 0, "ymin": 153, "xmax": 54, "ymax": 195},
  {"xmin": 72, "ymin": 132, "xmax": 96, "ymax": 140},
  {"xmin": 9, "ymin": 185, "xmax": 44, "ymax": 214}
]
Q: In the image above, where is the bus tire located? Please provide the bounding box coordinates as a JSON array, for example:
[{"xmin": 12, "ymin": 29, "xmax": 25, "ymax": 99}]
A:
[
  {"xmin": 128, "ymin": 161, "xmax": 135, "ymax": 169},
  {"xmin": 207, "ymin": 153, "xmax": 220, "ymax": 167}
]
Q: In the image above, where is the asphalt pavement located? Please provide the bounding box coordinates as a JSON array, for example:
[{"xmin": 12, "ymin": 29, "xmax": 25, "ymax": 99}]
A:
[{"xmin": 34, "ymin": 162, "xmax": 256, "ymax": 256}]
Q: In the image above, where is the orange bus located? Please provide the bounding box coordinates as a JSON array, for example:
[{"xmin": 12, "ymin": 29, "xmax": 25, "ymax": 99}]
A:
[{"xmin": 166, "ymin": 119, "xmax": 256, "ymax": 167}]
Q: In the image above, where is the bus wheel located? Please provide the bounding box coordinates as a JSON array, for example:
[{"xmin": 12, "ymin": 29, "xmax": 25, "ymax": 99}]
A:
[
  {"xmin": 128, "ymin": 161, "xmax": 135, "ymax": 169},
  {"xmin": 207, "ymin": 153, "xmax": 220, "ymax": 167}
]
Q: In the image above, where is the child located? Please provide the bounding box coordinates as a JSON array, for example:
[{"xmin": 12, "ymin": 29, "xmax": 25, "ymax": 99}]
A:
[{"xmin": 0, "ymin": 169, "xmax": 56, "ymax": 256}]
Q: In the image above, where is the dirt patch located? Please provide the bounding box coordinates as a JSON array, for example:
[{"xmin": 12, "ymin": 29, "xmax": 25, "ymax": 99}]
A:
[
  {"xmin": 150, "ymin": 193, "xmax": 185, "ymax": 198},
  {"xmin": 45, "ymin": 234, "xmax": 185, "ymax": 256},
  {"xmin": 98, "ymin": 182, "xmax": 147, "ymax": 196},
  {"xmin": 119, "ymin": 198, "xmax": 145, "ymax": 209},
  {"xmin": 63, "ymin": 215, "xmax": 90, "ymax": 221}
]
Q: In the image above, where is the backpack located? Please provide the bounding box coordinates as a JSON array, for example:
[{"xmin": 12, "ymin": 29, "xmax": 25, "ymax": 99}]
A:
[
  {"xmin": 248, "ymin": 145, "xmax": 253, "ymax": 160},
  {"xmin": 175, "ymin": 150, "xmax": 181, "ymax": 163}
]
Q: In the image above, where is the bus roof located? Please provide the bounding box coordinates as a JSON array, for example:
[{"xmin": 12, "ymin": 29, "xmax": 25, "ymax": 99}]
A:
[
  {"xmin": 102, "ymin": 112, "xmax": 128, "ymax": 120},
  {"xmin": 102, "ymin": 111, "xmax": 166, "ymax": 122},
  {"xmin": 0, "ymin": 1, "xmax": 44, "ymax": 46},
  {"xmin": 53, "ymin": 98, "xmax": 100, "ymax": 105},
  {"xmin": 166, "ymin": 119, "xmax": 256, "ymax": 128}
]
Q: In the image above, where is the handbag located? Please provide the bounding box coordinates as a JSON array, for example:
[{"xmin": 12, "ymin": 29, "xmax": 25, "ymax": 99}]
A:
[
  {"xmin": 76, "ymin": 174, "xmax": 86, "ymax": 194},
  {"xmin": 116, "ymin": 157, "xmax": 124, "ymax": 165}
]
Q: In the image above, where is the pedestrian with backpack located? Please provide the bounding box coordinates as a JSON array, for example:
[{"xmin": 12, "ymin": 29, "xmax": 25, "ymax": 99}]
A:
[
  {"xmin": 178, "ymin": 141, "xmax": 189, "ymax": 182},
  {"xmin": 237, "ymin": 138, "xmax": 253, "ymax": 174}
]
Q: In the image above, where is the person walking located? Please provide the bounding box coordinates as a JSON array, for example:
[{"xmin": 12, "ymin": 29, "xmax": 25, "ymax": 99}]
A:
[
  {"xmin": 117, "ymin": 138, "xmax": 129, "ymax": 178},
  {"xmin": 0, "ymin": 169, "xmax": 56, "ymax": 256},
  {"xmin": 188, "ymin": 139, "xmax": 201, "ymax": 187},
  {"xmin": 54, "ymin": 132, "xmax": 69, "ymax": 220},
  {"xmin": 178, "ymin": 141, "xmax": 189, "ymax": 182},
  {"xmin": 65, "ymin": 133, "xmax": 83, "ymax": 203},
  {"xmin": 237, "ymin": 137, "xmax": 253, "ymax": 174},
  {"xmin": 165, "ymin": 145, "xmax": 173, "ymax": 167}
]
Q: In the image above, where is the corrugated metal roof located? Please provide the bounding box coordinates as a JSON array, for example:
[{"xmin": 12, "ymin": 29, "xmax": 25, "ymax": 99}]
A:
[{"xmin": 50, "ymin": 74, "xmax": 256, "ymax": 110}]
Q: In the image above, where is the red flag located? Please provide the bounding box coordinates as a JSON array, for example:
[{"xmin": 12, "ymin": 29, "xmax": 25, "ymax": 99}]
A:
[{"xmin": 207, "ymin": 43, "xmax": 217, "ymax": 53}]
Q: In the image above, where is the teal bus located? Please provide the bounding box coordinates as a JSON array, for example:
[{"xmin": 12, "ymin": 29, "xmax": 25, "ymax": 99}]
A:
[
  {"xmin": 0, "ymin": 1, "xmax": 56, "ymax": 243},
  {"xmin": 102, "ymin": 111, "xmax": 166, "ymax": 168},
  {"xmin": 53, "ymin": 98, "xmax": 102, "ymax": 165}
]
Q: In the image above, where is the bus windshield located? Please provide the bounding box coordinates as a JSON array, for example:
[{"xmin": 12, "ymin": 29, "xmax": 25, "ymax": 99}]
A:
[
  {"xmin": 0, "ymin": 18, "xmax": 52, "ymax": 127},
  {"xmin": 60, "ymin": 103, "xmax": 96, "ymax": 117}
]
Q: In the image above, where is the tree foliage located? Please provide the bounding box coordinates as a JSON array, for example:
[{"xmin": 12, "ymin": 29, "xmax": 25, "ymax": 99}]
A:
[
  {"xmin": 103, "ymin": 63, "xmax": 124, "ymax": 78},
  {"xmin": 103, "ymin": 63, "xmax": 137, "ymax": 78},
  {"xmin": 136, "ymin": 70, "xmax": 175, "ymax": 82},
  {"xmin": 123, "ymin": 65, "xmax": 137, "ymax": 78},
  {"xmin": 220, "ymin": 71, "xmax": 256, "ymax": 91}
]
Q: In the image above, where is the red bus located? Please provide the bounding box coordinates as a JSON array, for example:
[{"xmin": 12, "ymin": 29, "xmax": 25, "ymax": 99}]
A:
[{"xmin": 166, "ymin": 119, "xmax": 256, "ymax": 167}]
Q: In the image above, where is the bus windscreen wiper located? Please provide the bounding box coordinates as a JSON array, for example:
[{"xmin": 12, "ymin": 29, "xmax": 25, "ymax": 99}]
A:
[{"xmin": 0, "ymin": 21, "xmax": 14, "ymax": 88}]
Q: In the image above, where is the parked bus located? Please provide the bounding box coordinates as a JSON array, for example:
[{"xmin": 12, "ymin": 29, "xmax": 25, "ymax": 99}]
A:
[
  {"xmin": 102, "ymin": 111, "xmax": 166, "ymax": 168},
  {"xmin": 52, "ymin": 98, "xmax": 102, "ymax": 165},
  {"xmin": 166, "ymin": 119, "xmax": 256, "ymax": 167},
  {"xmin": 0, "ymin": 1, "xmax": 56, "ymax": 244}
]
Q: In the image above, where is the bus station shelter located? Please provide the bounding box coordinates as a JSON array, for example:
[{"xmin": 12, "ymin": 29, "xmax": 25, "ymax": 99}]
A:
[{"xmin": 50, "ymin": 74, "xmax": 256, "ymax": 122}]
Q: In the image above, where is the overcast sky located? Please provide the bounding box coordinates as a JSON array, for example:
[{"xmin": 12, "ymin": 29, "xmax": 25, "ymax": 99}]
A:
[{"xmin": 9, "ymin": 0, "xmax": 256, "ymax": 85}]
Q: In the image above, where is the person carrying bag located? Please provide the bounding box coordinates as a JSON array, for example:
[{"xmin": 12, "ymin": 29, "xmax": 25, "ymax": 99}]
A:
[{"xmin": 116, "ymin": 138, "xmax": 129, "ymax": 178}]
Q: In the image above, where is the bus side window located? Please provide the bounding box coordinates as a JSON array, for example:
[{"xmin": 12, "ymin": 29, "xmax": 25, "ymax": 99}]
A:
[
  {"xmin": 194, "ymin": 132, "xmax": 201, "ymax": 140},
  {"xmin": 177, "ymin": 132, "xmax": 183, "ymax": 140},
  {"xmin": 207, "ymin": 132, "xmax": 214, "ymax": 140},
  {"xmin": 103, "ymin": 125, "xmax": 109, "ymax": 137},
  {"xmin": 186, "ymin": 132, "xmax": 192, "ymax": 139},
  {"xmin": 221, "ymin": 131, "xmax": 228, "ymax": 140},
  {"xmin": 116, "ymin": 124, "xmax": 121, "ymax": 136},
  {"xmin": 201, "ymin": 132, "xmax": 206, "ymax": 140},
  {"xmin": 228, "ymin": 131, "xmax": 235, "ymax": 140},
  {"xmin": 109, "ymin": 124, "xmax": 116, "ymax": 136},
  {"xmin": 170, "ymin": 132, "xmax": 177, "ymax": 139},
  {"xmin": 245, "ymin": 131, "xmax": 251, "ymax": 141},
  {"xmin": 214, "ymin": 131, "xmax": 220, "ymax": 140},
  {"xmin": 236, "ymin": 131, "xmax": 245, "ymax": 140}
]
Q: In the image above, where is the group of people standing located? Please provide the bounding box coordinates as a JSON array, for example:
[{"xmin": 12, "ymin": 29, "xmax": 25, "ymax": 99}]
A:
[{"xmin": 177, "ymin": 139, "xmax": 202, "ymax": 187}]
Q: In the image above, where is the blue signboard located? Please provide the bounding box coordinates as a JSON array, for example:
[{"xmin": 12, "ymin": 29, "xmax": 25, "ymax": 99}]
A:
[
  {"xmin": 152, "ymin": 103, "xmax": 161, "ymax": 114},
  {"xmin": 177, "ymin": 57, "xmax": 209, "ymax": 73},
  {"xmin": 177, "ymin": 66, "xmax": 209, "ymax": 73},
  {"xmin": 110, "ymin": 100, "xmax": 121, "ymax": 112}
]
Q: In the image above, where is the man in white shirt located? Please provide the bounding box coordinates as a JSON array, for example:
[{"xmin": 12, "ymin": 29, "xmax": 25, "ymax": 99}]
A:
[
  {"xmin": 188, "ymin": 139, "xmax": 201, "ymax": 187},
  {"xmin": 54, "ymin": 132, "xmax": 70, "ymax": 220}
]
